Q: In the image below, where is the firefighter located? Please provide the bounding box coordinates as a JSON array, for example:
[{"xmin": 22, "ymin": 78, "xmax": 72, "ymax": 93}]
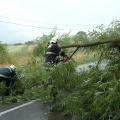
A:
[
  {"xmin": 0, "ymin": 64, "xmax": 17, "ymax": 96},
  {"xmin": 45, "ymin": 37, "xmax": 68, "ymax": 101},
  {"xmin": 45, "ymin": 37, "xmax": 68, "ymax": 65}
]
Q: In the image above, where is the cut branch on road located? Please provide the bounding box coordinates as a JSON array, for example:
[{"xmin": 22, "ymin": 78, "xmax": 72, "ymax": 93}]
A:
[{"xmin": 60, "ymin": 39, "xmax": 120, "ymax": 48}]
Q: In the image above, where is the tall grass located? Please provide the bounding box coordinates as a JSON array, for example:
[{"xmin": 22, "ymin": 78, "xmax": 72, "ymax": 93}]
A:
[
  {"xmin": 6, "ymin": 44, "xmax": 34, "ymax": 66},
  {"xmin": 0, "ymin": 43, "xmax": 10, "ymax": 65},
  {"xmin": 71, "ymin": 51, "xmax": 99, "ymax": 65}
]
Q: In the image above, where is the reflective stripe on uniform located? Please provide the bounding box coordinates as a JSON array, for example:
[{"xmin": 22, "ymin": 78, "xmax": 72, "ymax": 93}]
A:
[
  {"xmin": 46, "ymin": 52, "xmax": 55, "ymax": 54},
  {"xmin": 0, "ymin": 74, "xmax": 11, "ymax": 78},
  {"xmin": 59, "ymin": 50, "xmax": 62, "ymax": 55},
  {"xmin": 47, "ymin": 44, "xmax": 52, "ymax": 49},
  {"xmin": 46, "ymin": 44, "xmax": 55, "ymax": 54}
]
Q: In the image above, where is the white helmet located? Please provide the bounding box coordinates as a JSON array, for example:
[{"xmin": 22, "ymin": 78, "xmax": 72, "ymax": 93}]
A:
[
  {"xmin": 49, "ymin": 37, "xmax": 58, "ymax": 44},
  {"xmin": 9, "ymin": 64, "xmax": 17, "ymax": 70}
]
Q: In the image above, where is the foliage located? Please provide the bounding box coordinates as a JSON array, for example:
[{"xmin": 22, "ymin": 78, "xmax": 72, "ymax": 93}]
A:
[
  {"xmin": 58, "ymin": 32, "xmax": 72, "ymax": 46},
  {"xmin": 33, "ymin": 29, "xmax": 57, "ymax": 56},
  {"xmin": 7, "ymin": 44, "xmax": 28, "ymax": 54},
  {"xmin": 72, "ymin": 31, "xmax": 88, "ymax": 43},
  {"xmin": 33, "ymin": 30, "xmax": 73, "ymax": 57},
  {"xmin": 0, "ymin": 42, "xmax": 9, "ymax": 64},
  {"xmin": 1, "ymin": 20, "xmax": 120, "ymax": 120},
  {"xmin": 0, "ymin": 61, "xmax": 47, "ymax": 103}
]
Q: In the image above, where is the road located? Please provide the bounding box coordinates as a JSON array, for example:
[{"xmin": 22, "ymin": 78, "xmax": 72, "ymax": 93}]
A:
[
  {"xmin": 76, "ymin": 61, "xmax": 106, "ymax": 72},
  {"xmin": 0, "ymin": 101, "xmax": 72, "ymax": 120},
  {"xmin": 0, "ymin": 62, "xmax": 106, "ymax": 120}
]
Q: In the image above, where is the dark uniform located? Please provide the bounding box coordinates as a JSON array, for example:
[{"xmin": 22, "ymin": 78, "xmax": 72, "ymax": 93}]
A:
[
  {"xmin": 45, "ymin": 43, "xmax": 66, "ymax": 64},
  {"xmin": 45, "ymin": 42, "xmax": 67, "ymax": 101},
  {"xmin": 0, "ymin": 67, "xmax": 16, "ymax": 96}
]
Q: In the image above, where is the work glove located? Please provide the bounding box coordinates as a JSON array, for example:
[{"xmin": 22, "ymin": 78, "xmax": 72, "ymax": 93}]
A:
[{"xmin": 63, "ymin": 55, "xmax": 70, "ymax": 62}]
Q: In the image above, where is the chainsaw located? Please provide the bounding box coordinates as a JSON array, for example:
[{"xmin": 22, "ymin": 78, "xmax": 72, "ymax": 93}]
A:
[{"xmin": 63, "ymin": 47, "xmax": 80, "ymax": 62}]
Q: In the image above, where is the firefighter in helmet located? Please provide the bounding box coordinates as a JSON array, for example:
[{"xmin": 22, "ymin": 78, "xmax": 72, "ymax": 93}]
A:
[
  {"xmin": 45, "ymin": 37, "xmax": 68, "ymax": 65},
  {"xmin": 0, "ymin": 64, "xmax": 17, "ymax": 96}
]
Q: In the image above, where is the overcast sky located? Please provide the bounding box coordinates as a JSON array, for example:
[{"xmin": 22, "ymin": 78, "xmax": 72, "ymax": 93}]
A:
[{"xmin": 0, "ymin": 0, "xmax": 120, "ymax": 44}]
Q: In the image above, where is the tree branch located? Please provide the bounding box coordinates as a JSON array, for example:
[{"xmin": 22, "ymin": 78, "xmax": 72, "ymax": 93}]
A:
[{"xmin": 60, "ymin": 39, "xmax": 120, "ymax": 48}]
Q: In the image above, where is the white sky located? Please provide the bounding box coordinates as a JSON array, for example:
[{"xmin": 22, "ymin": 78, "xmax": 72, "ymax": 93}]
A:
[{"xmin": 0, "ymin": 0, "xmax": 120, "ymax": 43}]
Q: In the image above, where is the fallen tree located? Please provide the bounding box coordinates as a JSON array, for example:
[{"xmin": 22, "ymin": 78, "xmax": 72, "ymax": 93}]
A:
[{"xmin": 60, "ymin": 39, "xmax": 120, "ymax": 48}]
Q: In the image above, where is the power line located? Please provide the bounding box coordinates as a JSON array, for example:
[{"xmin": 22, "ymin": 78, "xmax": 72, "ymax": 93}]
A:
[
  {"xmin": 0, "ymin": 20, "xmax": 55, "ymax": 29},
  {"xmin": 0, "ymin": 14, "xmax": 95, "ymax": 27},
  {"xmin": 0, "ymin": 20, "xmax": 94, "ymax": 30},
  {"xmin": 0, "ymin": 15, "xmax": 56, "ymax": 26}
]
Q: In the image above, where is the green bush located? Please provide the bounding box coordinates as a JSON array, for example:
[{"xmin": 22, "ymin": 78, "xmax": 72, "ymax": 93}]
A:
[
  {"xmin": 0, "ymin": 42, "xmax": 9, "ymax": 64},
  {"xmin": 1, "ymin": 20, "xmax": 120, "ymax": 120}
]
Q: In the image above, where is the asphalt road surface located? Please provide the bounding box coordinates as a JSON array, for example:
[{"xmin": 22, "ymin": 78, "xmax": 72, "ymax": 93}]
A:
[
  {"xmin": 0, "ymin": 101, "xmax": 72, "ymax": 120},
  {"xmin": 76, "ymin": 61, "xmax": 106, "ymax": 72},
  {"xmin": 0, "ymin": 62, "xmax": 106, "ymax": 120}
]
